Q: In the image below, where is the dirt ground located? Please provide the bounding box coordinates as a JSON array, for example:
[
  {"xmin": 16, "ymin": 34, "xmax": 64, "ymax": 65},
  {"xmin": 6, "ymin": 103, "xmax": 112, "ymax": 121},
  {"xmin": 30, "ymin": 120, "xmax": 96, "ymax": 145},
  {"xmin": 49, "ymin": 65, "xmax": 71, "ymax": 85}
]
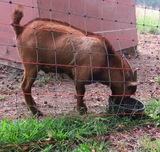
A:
[{"xmin": 0, "ymin": 33, "xmax": 159, "ymax": 119}]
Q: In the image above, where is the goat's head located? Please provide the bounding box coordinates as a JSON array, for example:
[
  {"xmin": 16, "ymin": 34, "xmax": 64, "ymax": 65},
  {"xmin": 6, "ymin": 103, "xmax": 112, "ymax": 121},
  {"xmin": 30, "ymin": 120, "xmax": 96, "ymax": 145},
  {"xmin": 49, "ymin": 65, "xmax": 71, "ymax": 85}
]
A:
[{"xmin": 109, "ymin": 55, "xmax": 138, "ymax": 103}]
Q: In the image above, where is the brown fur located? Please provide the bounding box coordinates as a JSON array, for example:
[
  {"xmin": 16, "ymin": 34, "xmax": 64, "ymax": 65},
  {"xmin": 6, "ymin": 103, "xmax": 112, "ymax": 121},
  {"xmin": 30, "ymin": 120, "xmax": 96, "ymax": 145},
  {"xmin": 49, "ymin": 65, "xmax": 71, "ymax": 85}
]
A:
[{"xmin": 12, "ymin": 5, "xmax": 137, "ymax": 116}]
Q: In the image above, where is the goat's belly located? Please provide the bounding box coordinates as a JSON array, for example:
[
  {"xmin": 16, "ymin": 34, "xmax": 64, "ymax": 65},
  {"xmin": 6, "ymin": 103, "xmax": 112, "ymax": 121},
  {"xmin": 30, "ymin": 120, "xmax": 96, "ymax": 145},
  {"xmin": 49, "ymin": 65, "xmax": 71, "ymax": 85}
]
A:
[{"xmin": 41, "ymin": 65, "xmax": 64, "ymax": 74}]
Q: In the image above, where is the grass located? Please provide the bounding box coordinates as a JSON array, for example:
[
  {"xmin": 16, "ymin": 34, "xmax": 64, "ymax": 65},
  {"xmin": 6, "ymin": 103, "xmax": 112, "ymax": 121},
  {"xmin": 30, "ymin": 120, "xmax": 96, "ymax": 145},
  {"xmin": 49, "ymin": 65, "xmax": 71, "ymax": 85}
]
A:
[
  {"xmin": 0, "ymin": 99, "xmax": 159, "ymax": 151},
  {"xmin": 36, "ymin": 75, "xmax": 51, "ymax": 84},
  {"xmin": 145, "ymin": 99, "xmax": 160, "ymax": 126},
  {"xmin": 0, "ymin": 95, "xmax": 8, "ymax": 101},
  {"xmin": 157, "ymin": 77, "xmax": 160, "ymax": 83},
  {"xmin": 136, "ymin": 7, "xmax": 160, "ymax": 34},
  {"xmin": 138, "ymin": 136, "xmax": 160, "ymax": 152},
  {"xmin": 0, "ymin": 116, "xmax": 112, "ymax": 151}
]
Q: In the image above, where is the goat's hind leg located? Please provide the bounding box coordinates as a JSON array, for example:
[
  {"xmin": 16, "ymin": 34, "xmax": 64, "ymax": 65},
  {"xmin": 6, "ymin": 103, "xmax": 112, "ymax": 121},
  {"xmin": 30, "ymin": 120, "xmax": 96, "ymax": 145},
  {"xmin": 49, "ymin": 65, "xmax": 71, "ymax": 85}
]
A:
[
  {"xmin": 21, "ymin": 66, "xmax": 43, "ymax": 117},
  {"xmin": 76, "ymin": 82, "xmax": 87, "ymax": 115}
]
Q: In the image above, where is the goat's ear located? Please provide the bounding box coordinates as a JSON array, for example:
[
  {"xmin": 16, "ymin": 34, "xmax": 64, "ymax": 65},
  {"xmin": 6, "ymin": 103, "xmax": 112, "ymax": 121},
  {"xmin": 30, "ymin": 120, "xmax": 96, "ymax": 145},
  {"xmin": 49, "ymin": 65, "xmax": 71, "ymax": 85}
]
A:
[{"xmin": 127, "ymin": 82, "xmax": 139, "ymax": 86}]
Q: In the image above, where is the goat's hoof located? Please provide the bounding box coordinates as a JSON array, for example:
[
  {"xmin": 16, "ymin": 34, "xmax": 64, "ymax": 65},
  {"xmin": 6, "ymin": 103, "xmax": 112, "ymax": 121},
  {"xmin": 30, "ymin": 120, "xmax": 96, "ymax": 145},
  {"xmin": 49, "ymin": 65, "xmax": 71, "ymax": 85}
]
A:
[
  {"xmin": 33, "ymin": 110, "xmax": 44, "ymax": 118},
  {"xmin": 78, "ymin": 106, "xmax": 87, "ymax": 115}
]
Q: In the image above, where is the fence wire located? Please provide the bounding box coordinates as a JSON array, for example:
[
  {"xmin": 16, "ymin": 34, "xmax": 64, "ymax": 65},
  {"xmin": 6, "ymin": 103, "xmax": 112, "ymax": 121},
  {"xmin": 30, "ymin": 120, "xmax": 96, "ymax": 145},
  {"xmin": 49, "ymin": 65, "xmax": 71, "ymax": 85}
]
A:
[{"xmin": 0, "ymin": 0, "xmax": 159, "ymax": 150}]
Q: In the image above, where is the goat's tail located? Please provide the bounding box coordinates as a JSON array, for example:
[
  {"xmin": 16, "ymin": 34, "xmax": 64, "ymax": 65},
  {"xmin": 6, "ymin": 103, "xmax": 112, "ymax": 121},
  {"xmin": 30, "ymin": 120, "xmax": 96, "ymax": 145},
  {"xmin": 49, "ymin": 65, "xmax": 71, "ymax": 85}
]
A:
[{"xmin": 11, "ymin": 5, "xmax": 24, "ymax": 36}]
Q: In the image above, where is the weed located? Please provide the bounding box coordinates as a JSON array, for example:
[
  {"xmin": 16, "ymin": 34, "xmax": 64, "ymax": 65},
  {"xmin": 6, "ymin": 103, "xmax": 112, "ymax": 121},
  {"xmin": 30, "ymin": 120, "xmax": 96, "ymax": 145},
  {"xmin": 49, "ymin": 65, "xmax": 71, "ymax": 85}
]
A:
[
  {"xmin": 145, "ymin": 99, "xmax": 160, "ymax": 126},
  {"xmin": 0, "ymin": 95, "xmax": 7, "ymax": 101},
  {"xmin": 157, "ymin": 77, "xmax": 160, "ymax": 83},
  {"xmin": 138, "ymin": 136, "xmax": 160, "ymax": 152},
  {"xmin": 36, "ymin": 75, "xmax": 51, "ymax": 84}
]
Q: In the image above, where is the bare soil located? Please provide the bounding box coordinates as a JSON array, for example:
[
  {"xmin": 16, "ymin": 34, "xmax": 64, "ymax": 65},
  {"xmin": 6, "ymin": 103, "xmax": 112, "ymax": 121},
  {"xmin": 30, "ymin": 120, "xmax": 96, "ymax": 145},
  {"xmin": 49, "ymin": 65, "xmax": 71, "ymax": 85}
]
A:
[
  {"xmin": 0, "ymin": 34, "xmax": 159, "ymax": 119},
  {"xmin": 108, "ymin": 124, "xmax": 160, "ymax": 151}
]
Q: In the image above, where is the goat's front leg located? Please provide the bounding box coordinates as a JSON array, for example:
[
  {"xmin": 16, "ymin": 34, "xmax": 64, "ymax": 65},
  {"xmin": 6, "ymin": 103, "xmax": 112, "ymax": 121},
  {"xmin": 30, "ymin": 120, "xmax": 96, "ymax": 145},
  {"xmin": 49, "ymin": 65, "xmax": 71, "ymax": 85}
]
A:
[
  {"xmin": 75, "ymin": 82, "xmax": 87, "ymax": 115},
  {"xmin": 21, "ymin": 66, "xmax": 43, "ymax": 117}
]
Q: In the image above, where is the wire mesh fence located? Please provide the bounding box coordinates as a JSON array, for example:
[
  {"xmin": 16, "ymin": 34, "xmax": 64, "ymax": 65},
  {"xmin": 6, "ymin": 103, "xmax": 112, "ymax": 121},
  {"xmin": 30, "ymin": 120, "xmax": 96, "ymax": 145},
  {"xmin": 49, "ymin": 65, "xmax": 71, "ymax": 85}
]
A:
[{"xmin": 0, "ymin": 0, "xmax": 159, "ymax": 151}]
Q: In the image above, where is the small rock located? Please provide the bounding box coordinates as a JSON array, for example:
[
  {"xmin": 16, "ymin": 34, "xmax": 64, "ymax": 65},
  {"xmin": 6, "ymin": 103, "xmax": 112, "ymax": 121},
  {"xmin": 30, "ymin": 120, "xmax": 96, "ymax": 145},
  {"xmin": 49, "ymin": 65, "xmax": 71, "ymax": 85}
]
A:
[{"xmin": 44, "ymin": 101, "xmax": 48, "ymax": 105}]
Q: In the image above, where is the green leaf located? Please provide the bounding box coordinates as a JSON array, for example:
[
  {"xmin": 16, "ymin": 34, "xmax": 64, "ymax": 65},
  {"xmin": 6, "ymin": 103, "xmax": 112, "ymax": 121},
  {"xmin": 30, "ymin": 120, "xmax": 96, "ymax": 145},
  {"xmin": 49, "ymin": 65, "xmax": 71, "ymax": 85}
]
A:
[
  {"xmin": 80, "ymin": 144, "xmax": 91, "ymax": 152},
  {"xmin": 157, "ymin": 77, "xmax": 160, "ymax": 83}
]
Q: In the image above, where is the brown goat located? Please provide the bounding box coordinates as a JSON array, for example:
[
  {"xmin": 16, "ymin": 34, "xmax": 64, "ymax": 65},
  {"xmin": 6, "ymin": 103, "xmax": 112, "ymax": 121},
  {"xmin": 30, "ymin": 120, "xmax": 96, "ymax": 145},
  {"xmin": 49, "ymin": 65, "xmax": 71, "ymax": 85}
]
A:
[{"xmin": 12, "ymin": 5, "xmax": 138, "ymax": 116}]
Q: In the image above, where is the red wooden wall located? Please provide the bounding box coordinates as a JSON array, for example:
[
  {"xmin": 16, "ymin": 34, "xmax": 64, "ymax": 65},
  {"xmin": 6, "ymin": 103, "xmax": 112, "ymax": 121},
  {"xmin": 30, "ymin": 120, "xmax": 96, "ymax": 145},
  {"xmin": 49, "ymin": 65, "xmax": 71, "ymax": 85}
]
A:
[{"xmin": 0, "ymin": 0, "xmax": 137, "ymax": 69}]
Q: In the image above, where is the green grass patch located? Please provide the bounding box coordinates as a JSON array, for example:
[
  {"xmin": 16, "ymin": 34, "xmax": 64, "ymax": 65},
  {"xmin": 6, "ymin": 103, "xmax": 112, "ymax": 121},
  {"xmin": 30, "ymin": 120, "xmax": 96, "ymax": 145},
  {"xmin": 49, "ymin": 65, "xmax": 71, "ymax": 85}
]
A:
[
  {"xmin": 0, "ymin": 116, "xmax": 113, "ymax": 151},
  {"xmin": 36, "ymin": 75, "xmax": 51, "ymax": 84},
  {"xmin": 138, "ymin": 136, "xmax": 160, "ymax": 152},
  {"xmin": 0, "ymin": 99, "xmax": 159, "ymax": 151},
  {"xmin": 136, "ymin": 7, "xmax": 160, "ymax": 34},
  {"xmin": 0, "ymin": 95, "xmax": 8, "ymax": 101},
  {"xmin": 145, "ymin": 99, "xmax": 160, "ymax": 126},
  {"xmin": 157, "ymin": 77, "xmax": 160, "ymax": 83}
]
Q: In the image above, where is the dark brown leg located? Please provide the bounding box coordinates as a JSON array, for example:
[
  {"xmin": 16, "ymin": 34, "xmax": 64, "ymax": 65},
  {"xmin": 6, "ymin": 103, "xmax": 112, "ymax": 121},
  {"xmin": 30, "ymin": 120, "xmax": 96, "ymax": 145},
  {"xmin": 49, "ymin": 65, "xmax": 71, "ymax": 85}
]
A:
[
  {"xmin": 21, "ymin": 66, "xmax": 43, "ymax": 116},
  {"xmin": 75, "ymin": 82, "xmax": 87, "ymax": 115}
]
